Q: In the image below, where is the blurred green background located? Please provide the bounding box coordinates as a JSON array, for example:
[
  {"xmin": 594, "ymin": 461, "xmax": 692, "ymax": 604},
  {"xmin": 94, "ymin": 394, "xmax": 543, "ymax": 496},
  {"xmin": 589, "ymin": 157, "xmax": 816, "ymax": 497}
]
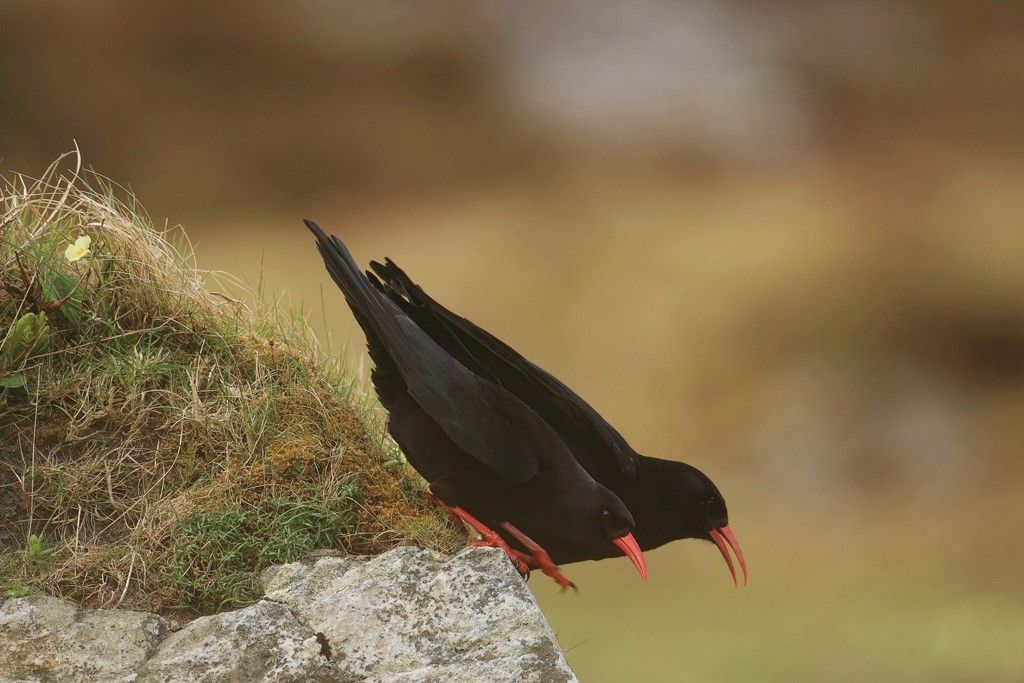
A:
[{"xmin": 3, "ymin": 2, "xmax": 1023, "ymax": 680}]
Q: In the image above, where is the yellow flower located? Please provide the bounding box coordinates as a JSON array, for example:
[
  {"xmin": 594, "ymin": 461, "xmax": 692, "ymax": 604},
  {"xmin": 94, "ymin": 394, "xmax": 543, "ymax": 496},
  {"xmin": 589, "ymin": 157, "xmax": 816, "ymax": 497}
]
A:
[{"xmin": 64, "ymin": 235, "xmax": 92, "ymax": 262}]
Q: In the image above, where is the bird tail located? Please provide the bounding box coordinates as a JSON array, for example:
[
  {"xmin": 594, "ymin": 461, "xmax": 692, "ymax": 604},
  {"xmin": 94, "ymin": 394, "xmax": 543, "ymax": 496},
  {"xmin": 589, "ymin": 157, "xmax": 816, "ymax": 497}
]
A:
[
  {"xmin": 304, "ymin": 220, "xmax": 412, "ymax": 371},
  {"xmin": 304, "ymin": 220, "xmax": 377, "ymax": 316},
  {"xmin": 368, "ymin": 258, "xmax": 422, "ymax": 308}
]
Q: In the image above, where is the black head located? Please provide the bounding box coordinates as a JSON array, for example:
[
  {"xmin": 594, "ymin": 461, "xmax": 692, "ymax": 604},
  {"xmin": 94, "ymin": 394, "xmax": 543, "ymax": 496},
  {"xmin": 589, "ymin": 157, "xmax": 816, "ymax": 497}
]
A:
[
  {"xmin": 596, "ymin": 485, "xmax": 635, "ymax": 539},
  {"xmin": 631, "ymin": 458, "xmax": 747, "ymax": 585},
  {"xmin": 678, "ymin": 463, "xmax": 730, "ymax": 536},
  {"xmin": 570, "ymin": 484, "xmax": 647, "ymax": 580}
]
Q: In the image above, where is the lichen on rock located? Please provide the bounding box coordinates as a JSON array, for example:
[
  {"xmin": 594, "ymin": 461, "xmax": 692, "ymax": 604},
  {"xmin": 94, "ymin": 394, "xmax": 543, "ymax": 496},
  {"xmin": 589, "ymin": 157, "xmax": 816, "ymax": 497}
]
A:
[
  {"xmin": 0, "ymin": 547, "xmax": 577, "ymax": 682},
  {"xmin": 0, "ymin": 596, "xmax": 167, "ymax": 682},
  {"xmin": 138, "ymin": 600, "xmax": 330, "ymax": 682},
  {"xmin": 262, "ymin": 546, "xmax": 578, "ymax": 682}
]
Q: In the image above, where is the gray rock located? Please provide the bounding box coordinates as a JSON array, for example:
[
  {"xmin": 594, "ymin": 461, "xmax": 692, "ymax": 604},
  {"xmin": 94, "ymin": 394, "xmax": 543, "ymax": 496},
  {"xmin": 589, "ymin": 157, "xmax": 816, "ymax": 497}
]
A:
[
  {"xmin": 263, "ymin": 546, "xmax": 577, "ymax": 682},
  {"xmin": 0, "ymin": 596, "xmax": 166, "ymax": 682},
  {"xmin": 138, "ymin": 600, "xmax": 330, "ymax": 682},
  {"xmin": 0, "ymin": 547, "xmax": 576, "ymax": 682}
]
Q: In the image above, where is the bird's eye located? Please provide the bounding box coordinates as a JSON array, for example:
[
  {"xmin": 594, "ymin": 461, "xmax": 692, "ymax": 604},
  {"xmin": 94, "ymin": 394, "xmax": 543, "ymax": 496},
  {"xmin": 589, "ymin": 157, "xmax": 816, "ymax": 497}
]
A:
[{"xmin": 601, "ymin": 510, "xmax": 611, "ymax": 520}]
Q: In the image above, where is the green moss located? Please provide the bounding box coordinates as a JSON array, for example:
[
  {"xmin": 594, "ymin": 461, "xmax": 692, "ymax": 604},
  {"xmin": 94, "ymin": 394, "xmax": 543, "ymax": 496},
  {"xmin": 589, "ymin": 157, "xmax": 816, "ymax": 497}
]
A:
[{"xmin": 168, "ymin": 483, "xmax": 360, "ymax": 612}]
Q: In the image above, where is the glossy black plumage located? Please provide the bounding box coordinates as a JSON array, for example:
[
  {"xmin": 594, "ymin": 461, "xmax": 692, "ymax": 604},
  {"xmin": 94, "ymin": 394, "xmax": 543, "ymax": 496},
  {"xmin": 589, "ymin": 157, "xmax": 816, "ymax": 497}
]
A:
[
  {"xmin": 366, "ymin": 256, "xmax": 745, "ymax": 579},
  {"xmin": 305, "ymin": 222, "xmax": 643, "ymax": 573}
]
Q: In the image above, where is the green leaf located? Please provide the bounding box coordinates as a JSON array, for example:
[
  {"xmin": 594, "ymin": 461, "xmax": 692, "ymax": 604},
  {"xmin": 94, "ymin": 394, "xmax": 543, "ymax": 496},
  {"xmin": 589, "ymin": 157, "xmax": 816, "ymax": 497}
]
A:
[
  {"xmin": 39, "ymin": 267, "xmax": 83, "ymax": 327},
  {"xmin": 0, "ymin": 373, "xmax": 26, "ymax": 389},
  {"xmin": 0, "ymin": 312, "xmax": 50, "ymax": 365}
]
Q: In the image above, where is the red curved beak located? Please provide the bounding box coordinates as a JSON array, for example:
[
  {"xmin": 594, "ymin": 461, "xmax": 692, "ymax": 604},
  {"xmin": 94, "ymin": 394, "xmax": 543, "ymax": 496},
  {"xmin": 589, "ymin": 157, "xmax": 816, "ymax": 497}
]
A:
[
  {"xmin": 709, "ymin": 525, "xmax": 747, "ymax": 586},
  {"xmin": 613, "ymin": 533, "xmax": 648, "ymax": 581}
]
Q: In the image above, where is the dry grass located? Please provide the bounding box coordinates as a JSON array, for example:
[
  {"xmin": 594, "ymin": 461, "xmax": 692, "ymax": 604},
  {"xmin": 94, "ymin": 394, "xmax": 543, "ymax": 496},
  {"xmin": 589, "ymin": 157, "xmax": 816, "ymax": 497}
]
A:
[{"xmin": 0, "ymin": 154, "xmax": 460, "ymax": 614}]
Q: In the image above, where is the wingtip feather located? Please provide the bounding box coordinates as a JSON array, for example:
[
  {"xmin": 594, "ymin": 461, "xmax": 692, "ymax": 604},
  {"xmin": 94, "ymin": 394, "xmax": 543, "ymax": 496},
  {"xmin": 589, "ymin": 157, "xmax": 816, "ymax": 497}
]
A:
[{"xmin": 303, "ymin": 219, "xmax": 326, "ymax": 238}]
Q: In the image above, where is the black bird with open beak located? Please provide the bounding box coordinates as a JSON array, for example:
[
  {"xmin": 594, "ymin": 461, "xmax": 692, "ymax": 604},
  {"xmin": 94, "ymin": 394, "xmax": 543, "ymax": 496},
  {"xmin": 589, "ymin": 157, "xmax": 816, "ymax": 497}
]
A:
[
  {"xmin": 306, "ymin": 222, "xmax": 648, "ymax": 588},
  {"xmin": 367, "ymin": 256, "xmax": 747, "ymax": 586}
]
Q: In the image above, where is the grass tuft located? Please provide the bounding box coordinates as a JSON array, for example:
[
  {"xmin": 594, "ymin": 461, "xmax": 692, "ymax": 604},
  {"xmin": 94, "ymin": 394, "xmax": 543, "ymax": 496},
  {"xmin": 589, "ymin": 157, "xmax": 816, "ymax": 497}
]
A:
[
  {"xmin": 168, "ymin": 482, "xmax": 360, "ymax": 612},
  {"xmin": 0, "ymin": 153, "xmax": 460, "ymax": 614}
]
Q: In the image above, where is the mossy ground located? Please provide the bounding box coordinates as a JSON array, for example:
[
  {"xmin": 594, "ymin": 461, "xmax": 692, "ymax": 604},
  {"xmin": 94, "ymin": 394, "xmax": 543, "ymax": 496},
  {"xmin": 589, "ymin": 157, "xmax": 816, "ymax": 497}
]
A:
[{"xmin": 0, "ymin": 155, "xmax": 461, "ymax": 614}]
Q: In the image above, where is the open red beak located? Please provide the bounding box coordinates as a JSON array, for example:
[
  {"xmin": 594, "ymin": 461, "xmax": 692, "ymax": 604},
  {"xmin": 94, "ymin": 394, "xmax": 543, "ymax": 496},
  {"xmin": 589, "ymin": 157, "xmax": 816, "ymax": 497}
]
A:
[
  {"xmin": 709, "ymin": 525, "xmax": 748, "ymax": 586},
  {"xmin": 612, "ymin": 533, "xmax": 648, "ymax": 581}
]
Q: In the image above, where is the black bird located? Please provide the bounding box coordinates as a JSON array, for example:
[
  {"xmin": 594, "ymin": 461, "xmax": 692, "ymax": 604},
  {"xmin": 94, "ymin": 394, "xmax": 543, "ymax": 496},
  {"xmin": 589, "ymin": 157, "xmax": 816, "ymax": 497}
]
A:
[
  {"xmin": 306, "ymin": 221, "xmax": 648, "ymax": 588},
  {"xmin": 366, "ymin": 256, "xmax": 748, "ymax": 586}
]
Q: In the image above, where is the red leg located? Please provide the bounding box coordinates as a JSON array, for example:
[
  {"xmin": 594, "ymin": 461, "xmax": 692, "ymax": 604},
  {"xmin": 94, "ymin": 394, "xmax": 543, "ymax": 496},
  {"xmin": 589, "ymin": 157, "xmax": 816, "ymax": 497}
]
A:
[
  {"xmin": 424, "ymin": 492, "xmax": 465, "ymax": 529},
  {"xmin": 499, "ymin": 522, "xmax": 576, "ymax": 591},
  {"xmin": 425, "ymin": 494, "xmax": 529, "ymax": 575}
]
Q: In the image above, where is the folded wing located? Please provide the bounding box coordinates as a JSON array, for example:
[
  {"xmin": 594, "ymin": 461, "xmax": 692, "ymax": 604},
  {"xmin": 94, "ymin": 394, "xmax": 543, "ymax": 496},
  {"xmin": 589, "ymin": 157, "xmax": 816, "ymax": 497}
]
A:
[
  {"xmin": 306, "ymin": 221, "xmax": 577, "ymax": 484},
  {"xmin": 368, "ymin": 257, "xmax": 639, "ymax": 483}
]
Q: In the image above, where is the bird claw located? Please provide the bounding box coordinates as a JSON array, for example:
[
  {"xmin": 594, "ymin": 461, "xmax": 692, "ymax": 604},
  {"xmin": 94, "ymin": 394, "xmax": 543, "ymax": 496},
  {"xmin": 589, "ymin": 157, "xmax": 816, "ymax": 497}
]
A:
[
  {"xmin": 424, "ymin": 494, "xmax": 577, "ymax": 589},
  {"xmin": 425, "ymin": 494, "xmax": 531, "ymax": 575},
  {"xmin": 515, "ymin": 544, "xmax": 576, "ymax": 591},
  {"xmin": 499, "ymin": 521, "xmax": 577, "ymax": 591},
  {"xmin": 468, "ymin": 538, "xmax": 531, "ymax": 575}
]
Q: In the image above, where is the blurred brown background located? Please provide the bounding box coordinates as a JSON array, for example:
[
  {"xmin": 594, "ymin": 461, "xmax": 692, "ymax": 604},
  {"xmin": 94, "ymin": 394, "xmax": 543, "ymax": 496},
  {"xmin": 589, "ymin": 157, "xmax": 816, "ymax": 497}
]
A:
[{"xmin": 3, "ymin": 1, "xmax": 1023, "ymax": 680}]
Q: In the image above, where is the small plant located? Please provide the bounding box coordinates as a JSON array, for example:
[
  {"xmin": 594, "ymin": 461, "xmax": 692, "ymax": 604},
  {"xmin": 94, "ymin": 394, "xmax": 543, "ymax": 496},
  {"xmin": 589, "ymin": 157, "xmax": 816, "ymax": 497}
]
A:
[
  {"xmin": 24, "ymin": 534, "xmax": 49, "ymax": 566},
  {"xmin": 3, "ymin": 584, "xmax": 40, "ymax": 599},
  {"xmin": 1, "ymin": 312, "xmax": 50, "ymax": 365}
]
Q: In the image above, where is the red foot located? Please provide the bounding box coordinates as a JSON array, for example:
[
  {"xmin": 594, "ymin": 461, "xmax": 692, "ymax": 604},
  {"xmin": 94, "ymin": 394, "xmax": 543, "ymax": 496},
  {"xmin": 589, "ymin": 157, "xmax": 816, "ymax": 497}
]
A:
[
  {"xmin": 499, "ymin": 522, "xmax": 576, "ymax": 591},
  {"xmin": 425, "ymin": 494, "xmax": 530, "ymax": 575}
]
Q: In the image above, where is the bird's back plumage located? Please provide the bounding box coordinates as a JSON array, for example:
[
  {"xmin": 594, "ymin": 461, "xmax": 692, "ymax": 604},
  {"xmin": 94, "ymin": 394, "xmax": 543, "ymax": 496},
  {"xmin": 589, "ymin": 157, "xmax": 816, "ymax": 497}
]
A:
[{"xmin": 367, "ymin": 257, "xmax": 639, "ymax": 484}]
